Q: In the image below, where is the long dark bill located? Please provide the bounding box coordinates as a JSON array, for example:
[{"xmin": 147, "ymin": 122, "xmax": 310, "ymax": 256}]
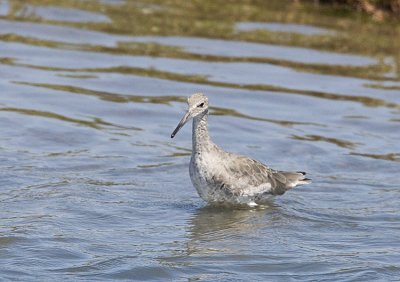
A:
[{"xmin": 171, "ymin": 111, "xmax": 191, "ymax": 138}]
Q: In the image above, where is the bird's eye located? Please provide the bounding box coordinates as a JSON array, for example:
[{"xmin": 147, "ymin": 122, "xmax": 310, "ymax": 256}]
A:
[{"xmin": 198, "ymin": 102, "xmax": 204, "ymax": 108}]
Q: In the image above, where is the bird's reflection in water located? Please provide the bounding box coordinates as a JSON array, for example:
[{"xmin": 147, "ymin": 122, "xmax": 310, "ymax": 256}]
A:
[
  {"xmin": 186, "ymin": 202, "xmax": 278, "ymax": 256},
  {"xmin": 157, "ymin": 200, "xmax": 291, "ymax": 275}
]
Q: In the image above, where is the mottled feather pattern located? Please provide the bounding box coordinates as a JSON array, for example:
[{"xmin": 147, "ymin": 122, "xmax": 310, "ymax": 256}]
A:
[{"xmin": 172, "ymin": 93, "xmax": 311, "ymax": 206}]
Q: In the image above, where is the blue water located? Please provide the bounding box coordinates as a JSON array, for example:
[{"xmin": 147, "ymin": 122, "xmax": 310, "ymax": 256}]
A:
[{"xmin": 1, "ymin": 1, "xmax": 400, "ymax": 280}]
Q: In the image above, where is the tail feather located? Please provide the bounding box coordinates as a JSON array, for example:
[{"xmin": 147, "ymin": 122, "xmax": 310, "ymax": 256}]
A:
[
  {"xmin": 296, "ymin": 171, "xmax": 311, "ymax": 186},
  {"xmin": 298, "ymin": 178, "xmax": 312, "ymax": 185},
  {"xmin": 270, "ymin": 171, "xmax": 311, "ymax": 195},
  {"xmin": 284, "ymin": 171, "xmax": 312, "ymax": 187}
]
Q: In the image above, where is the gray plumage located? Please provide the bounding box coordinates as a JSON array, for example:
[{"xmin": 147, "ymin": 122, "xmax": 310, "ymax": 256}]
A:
[{"xmin": 171, "ymin": 93, "xmax": 311, "ymax": 206}]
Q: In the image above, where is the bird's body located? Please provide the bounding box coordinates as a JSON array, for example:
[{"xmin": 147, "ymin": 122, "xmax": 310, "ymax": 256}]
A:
[{"xmin": 171, "ymin": 93, "xmax": 311, "ymax": 207}]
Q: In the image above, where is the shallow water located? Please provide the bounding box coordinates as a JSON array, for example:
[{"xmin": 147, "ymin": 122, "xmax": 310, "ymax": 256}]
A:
[{"xmin": 1, "ymin": 0, "xmax": 400, "ymax": 280}]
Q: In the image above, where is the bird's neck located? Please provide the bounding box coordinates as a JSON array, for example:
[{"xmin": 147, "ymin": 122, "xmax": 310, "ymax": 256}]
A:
[{"xmin": 192, "ymin": 112, "xmax": 213, "ymax": 153}]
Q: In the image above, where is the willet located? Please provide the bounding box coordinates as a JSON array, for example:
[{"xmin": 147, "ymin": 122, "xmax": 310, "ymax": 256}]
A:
[{"xmin": 171, "ymin": 93, "xmax": 311, "ymax": 207}]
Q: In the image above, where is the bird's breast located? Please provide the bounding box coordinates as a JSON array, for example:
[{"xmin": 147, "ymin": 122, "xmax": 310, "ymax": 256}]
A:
[{"xmin": 189, "ymin": 152, "xmax": 226, "ymax": 202}]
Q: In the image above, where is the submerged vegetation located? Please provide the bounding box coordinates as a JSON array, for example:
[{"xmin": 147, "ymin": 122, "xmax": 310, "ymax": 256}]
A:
[{"xmin": 1, "ymin": 0, "xmax": 399, "ymax": 81}]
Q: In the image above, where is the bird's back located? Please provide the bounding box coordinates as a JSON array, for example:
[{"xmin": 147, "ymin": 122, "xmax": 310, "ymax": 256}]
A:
[{"xmin": 190, "ymin": 147, "xmax": 310, "ymax": 205}]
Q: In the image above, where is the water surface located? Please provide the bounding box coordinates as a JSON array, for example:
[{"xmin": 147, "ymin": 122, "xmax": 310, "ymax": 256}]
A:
[{"xmin": 1, "ymin": 0, "xmax": 399, "ymax": 280}]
